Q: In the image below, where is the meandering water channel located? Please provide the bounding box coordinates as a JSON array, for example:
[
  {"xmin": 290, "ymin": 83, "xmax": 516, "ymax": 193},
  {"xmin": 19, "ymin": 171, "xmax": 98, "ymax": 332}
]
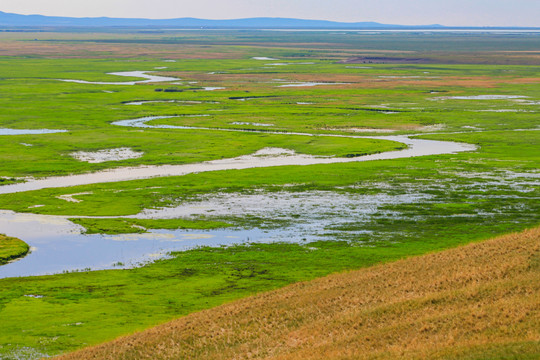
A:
[
  {"xmin": 0, "ymin": 126, "xmax": 475, "ymax": 278},
  {"xmin": 0, "ymin": 118, "xmax": 476, "ymax": 195},
  {"xmin": 0, "ymin": 71, "xmax": 479, "ymax": 278}
]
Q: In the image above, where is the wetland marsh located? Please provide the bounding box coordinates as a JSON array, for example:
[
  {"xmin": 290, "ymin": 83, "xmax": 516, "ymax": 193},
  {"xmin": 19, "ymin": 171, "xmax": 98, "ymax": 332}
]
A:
[{"xmin": 0, "ymin": 30, "xmax": 538, "ymax": 359}]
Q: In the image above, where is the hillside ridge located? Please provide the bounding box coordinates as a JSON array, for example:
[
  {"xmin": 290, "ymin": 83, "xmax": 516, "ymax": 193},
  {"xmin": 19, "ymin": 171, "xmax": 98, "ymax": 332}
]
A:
[
  {"xmin": 0, "ymin": 11, "xmax": 442, "ymax": 28},
  {"xmin": 56, "ymin": 226, "xmax": 540, "ymax": 359}
]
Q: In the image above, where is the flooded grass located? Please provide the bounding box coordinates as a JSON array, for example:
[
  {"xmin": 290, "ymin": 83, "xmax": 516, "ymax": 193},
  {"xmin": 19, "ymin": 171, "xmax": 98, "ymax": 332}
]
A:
[{"xmin": 70, "ymin": 148, "xmax": 144, "ymax": 163}]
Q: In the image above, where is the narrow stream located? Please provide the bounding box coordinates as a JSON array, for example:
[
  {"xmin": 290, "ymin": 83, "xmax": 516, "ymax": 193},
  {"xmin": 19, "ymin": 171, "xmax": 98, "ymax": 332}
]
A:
[{"xmin": 0, "ymin": 117, "xmax": 476, "ymax": 195}]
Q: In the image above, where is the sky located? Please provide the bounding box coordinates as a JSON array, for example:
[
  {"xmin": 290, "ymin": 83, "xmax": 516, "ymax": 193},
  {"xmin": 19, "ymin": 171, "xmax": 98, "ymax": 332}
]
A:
[{"xmin": 1, "ymin": 0, "xmax": 539, "ymax": 27}]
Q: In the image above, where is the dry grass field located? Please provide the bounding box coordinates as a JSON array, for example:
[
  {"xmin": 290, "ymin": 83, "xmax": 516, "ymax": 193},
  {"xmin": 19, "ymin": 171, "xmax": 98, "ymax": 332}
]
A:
[{"xmin": 56, "ymin": 227, "xmax": 540, "ymax": 360}]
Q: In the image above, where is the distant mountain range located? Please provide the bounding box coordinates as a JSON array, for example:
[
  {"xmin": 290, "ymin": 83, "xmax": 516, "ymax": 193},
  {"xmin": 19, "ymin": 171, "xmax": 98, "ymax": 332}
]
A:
[{"xmin": 0, "ymin": 11, "xmax": 444, "ymax": 29}]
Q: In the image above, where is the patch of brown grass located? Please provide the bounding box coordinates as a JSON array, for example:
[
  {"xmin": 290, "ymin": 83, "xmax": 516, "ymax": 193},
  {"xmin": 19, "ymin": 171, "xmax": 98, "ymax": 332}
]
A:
[
  {"xmin": 56, "ymin": 227, "xmax": 540, "ymax": 360},
  {"xmin": 170, "ymin": 71, "xmax": 511, "ymax": 90},
  {"xmin": 0, "ymin": 37, "xmax": 245, "ymax": 59}
]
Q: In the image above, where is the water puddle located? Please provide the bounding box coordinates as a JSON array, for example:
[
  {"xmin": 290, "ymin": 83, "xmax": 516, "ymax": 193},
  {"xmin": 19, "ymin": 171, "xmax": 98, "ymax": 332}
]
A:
[
  {"xmin": 278, "ymin": 82, "xmax": 348, "ymax": 87},
  {"xmin": 515, "ymin": 100, "xmax": 540, "ymax": 105},
  {"xmin": 70, "ymin": 148, "xmax": 144, "ymax": 163},
  {"xmin": 252, "ymin": 57, "xmax": 279, "ymax": 60},
  {"xmin": 230, "ymin": 122, "xmax": 274, "ymax": 127},
  {"xmin": 432, "ymin": 95, "xmax": 528, "ymax": 100},
  {"xmin": 266, "ymin": 62, "xmax": 314, "ymax": 66},
  {"xmin": 327, "ymin": 128, "xmax": 398, "ymax": 133},
  {"xmin": 133, "ymin": 191, "xmax": 425, "ymax": 221},
  {"xmin": 58, "ymin": 71, "xmax": 180, "ymax": 85},
  {"xmin": 110, "ymin": 115, "xmax": 210, "ymax": 130},
  {"xmin": 0, "ymin": 128, "xmax": 67, "ymax": 135},
  {"xmin": 467, "ymin": 109, "xmax": 532, "ymax": 113},
  {"xmin": 123, "ymin": 100, "xmax": 211, "ymax": 105},
  {"xmin": 56, "ymin": 192, "xmax": 93, "ymax": 203}
]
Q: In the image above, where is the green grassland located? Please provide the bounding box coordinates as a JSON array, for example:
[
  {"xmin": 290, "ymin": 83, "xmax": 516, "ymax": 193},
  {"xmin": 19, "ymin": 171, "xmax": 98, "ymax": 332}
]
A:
[
  {"xmin": 69, "ymin": 217, "xmax": 233, "ymax": 234},
  {"xmin": 0, "ymin": 31, "xmax": 539, "ymax": 359},
  {"xmin": 0, "ymin": 234, "xmax": 29, "ymax": 265}
]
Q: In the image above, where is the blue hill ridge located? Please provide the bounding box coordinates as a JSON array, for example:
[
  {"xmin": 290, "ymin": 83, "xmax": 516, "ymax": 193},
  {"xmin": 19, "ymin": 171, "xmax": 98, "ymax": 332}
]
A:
[{"xmin": 0, "ymin": 11, "xmax": 443, "ymax": 28}]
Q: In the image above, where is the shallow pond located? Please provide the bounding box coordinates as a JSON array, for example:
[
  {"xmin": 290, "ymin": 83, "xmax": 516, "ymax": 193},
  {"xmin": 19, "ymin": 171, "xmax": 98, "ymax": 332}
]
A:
[
  {"xmin": 58, "ymin": 71, "xmax": 179, "ymax": 85},
  {"xmin": 0, "ymin": 191, "xmax": 428, "ymax": 278},
  {"xmin": 432, "ymin": 95, "xmax": 529, "ymax": 100},
  {"xmin": 0, "ymin": 128, "xmax": 67, "ymax": 135},
  {"xmin": 0, "ymin": 210, "xmax": 273, "ymax": 278},
  {"xmin": 252, "ymin": 57, "xmax": 279, "ymax": 60},
  {"xmin": 278, "ymin": 82, "xmax": 347, "ymax": 87}
]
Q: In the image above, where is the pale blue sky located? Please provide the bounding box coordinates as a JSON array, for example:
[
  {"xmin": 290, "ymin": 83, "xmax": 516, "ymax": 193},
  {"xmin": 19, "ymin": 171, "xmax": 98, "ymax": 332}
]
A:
[{"xmin": 1, "ymin": 0, "xmax": 539, "ymax": 27}]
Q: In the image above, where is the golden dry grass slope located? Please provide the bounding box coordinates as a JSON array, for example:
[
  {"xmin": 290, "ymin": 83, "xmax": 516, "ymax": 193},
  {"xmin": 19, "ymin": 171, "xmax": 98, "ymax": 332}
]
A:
[{"xmin": 57, "ymin": 227, "xmax": 540, "ymax": 360}]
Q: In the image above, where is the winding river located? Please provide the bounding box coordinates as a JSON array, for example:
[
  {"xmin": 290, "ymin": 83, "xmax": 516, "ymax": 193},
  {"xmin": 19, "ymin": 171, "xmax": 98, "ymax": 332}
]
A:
[
  {"xmin": 0, "ymin": 117, "xmax": 476, "ymax": 195},
  {"xmin": 0, "ymin": 70, "xmax": 478, "ymax": 277},
  {"xmin": 0, "ymin": 123, "xmax": 476, "ymax": 278}
]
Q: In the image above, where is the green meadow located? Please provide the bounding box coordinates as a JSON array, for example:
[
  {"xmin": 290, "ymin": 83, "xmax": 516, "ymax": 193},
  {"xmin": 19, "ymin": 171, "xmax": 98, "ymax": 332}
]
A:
[
  {"xmin": 0, "ymin": 30, "xmax": 538, "ymax": 359},
  {"xmin": 0, "ymin": 235, "xmax": 29, "ymax": 265}
]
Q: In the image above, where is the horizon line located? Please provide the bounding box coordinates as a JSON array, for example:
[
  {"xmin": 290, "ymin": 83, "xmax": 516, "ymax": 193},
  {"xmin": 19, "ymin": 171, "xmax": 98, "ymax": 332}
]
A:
[{"xmin": 2, "ymin": 10, "xmax": 540, "ymax": 29}]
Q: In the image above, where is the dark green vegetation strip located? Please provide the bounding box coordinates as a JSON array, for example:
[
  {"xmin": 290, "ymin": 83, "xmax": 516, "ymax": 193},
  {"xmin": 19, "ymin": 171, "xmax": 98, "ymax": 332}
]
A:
[
  {"xmin": 70, "ymin": 218, "xmax": 232, "ymax": 234},
  {"xmin": 0, "ymin": 234, "xmax": 30, "ymax": 265}
]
